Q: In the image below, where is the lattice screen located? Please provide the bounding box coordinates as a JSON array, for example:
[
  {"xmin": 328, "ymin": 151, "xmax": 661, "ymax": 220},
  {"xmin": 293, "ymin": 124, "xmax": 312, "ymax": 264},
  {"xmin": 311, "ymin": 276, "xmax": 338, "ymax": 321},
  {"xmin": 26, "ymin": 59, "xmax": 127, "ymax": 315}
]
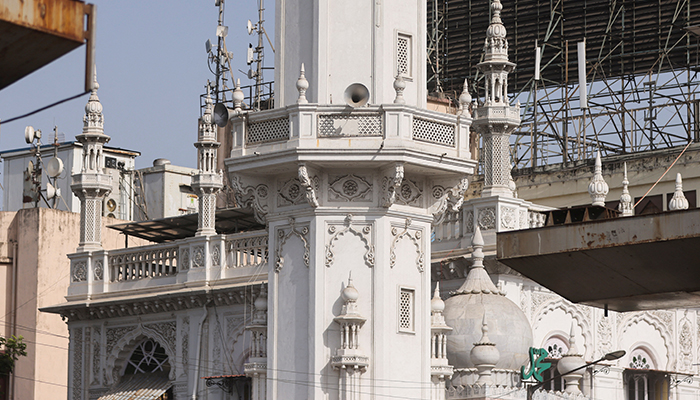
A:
[
  {"xmin": 247, "ymin": 118, "xmax": 290, "ymax": 144},
  {"xmin": 412, "ymin": 117, "xmax": 456, "ymax": 147},
  {"xmin": 318, "ymin": 114, "xmax": 383, "ymax": 137},
  {"xmin": 397, "ymin": 34, "xmax": 411, "ymax": 77},
  {"xmin": 399, "ymin": 288, "xmax": 414, "ymax": 331}
]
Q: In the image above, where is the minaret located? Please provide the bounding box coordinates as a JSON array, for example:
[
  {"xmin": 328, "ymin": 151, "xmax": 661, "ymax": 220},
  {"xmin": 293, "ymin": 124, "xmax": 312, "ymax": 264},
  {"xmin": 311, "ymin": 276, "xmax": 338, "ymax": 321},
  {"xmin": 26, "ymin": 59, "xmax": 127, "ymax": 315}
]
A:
[
  {"xmin": 557, "ymin": 322, "xmax": 585, "ymax": 394},
  {"xmin": 430, "ymin": 283, "xmax": 453, "ymax": 400},
  {"xmin": 668, "ymin": 173, "xmax": 689, "ymax": 211},
  {"xmin": 588, "ymin": 150, "xmax": 609, "ymax": 207},
  {"xmin": 618, "ymin": 162, "xmax": 634, "ymax": 216},
  {"xmin": 71, "ymin": 71, "xmax": 112, "ymax": 252},
  {"xmin": 332, "ymin": 274, "xmax": 368, "ymax": 400},
  {"xmin": 192, "ymin": 85, "xmax": 223, "ymax": 236},
  {"xmin": 245, "ymin": 286, "xmax": 268, "ymax": 400},
  {"xmin": 473, "ymin": 0, "xmax": 521, "ymax": 198}
]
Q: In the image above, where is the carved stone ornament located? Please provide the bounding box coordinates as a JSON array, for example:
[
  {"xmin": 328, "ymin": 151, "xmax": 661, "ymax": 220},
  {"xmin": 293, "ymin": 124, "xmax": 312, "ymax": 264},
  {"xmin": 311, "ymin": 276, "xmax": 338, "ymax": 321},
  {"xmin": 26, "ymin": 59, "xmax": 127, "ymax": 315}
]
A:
[
  {"xmin": 181, "ymin": 248, "xmax": 190, "ymax": 270},
  {"xmin": 275, "ymin": 217, "xmax": 310, "ymax": 273},
  {"xmin": 381, "ymin": 163, "xmax": 404, "ymax": 207},
  {"xmin": 500, "ymin": 206, "xmax": 516, "ymax": 230},
  {"xmin": 328, "ymin": 174, "xmax": 373, "ymax": 202},
  {"xmin": 211, "ymin": 244, "xmax": 221, "ymax": 266},
  {"xmin": 192, "ymin": 246, "xmax": 205, "ymax": 268},
  {"xmin": 298, "ymin": 164, "xmax": 319, "ymax": 207},
  {"xmin": 92, "ymin": 326, "xmax": 101, "ymax": 386},
  {"xmin": 478, "ymin": 207, "xmax": 496, "ymax": 230},
  {"xmin": 230, "ymin": 174, "xmax": 269, "ymax": 224},
  {"xmin": 396, "ymin": 179, "xmax": 423, "ymax": 206},
  {"xmin": 73, "ymin": 261, "xmax": 87, "ymax": 282},
  {"xmin": 94, "ymin": 260, "xmax": 103, "ymax": 281},
  {"xmin": 389, "ymin": 218, "xmax": 425, "ymax": 272},
  {"xmin": 465, "ymin": 210, "xmax": 474, "ymax": 233},
  {"xmin": 325, "ymin": 214, "xmax": 374, "ymax": 268},
  {"xmin": 431, "ymin": 178, "xmax": 469, "ymax": 224}
]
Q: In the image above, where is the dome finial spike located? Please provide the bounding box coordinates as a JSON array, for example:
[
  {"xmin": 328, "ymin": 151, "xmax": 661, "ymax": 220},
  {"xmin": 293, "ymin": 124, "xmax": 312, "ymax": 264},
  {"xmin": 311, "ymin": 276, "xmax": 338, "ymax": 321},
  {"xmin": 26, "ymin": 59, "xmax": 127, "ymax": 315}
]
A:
[
  {"xmin": 588, "ymin": 150, "xmax": 609, "ymax": 206},
  {"xmin": 296, "ymin": 63, "xmax": 309, "ymax": 104},
  {"xmin": 618, "ymin": 162, "xmax": 633, "ymax": 216},
  {"xmin": 669, "ymin": 172, "xmax": 689, "ymax": 210}
]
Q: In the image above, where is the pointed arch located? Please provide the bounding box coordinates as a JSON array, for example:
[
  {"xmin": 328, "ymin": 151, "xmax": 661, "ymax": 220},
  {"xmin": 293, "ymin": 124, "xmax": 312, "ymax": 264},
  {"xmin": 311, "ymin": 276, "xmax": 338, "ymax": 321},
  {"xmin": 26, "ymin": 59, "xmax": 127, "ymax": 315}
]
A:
[
  {"xmin": 619, "ymin": 312, "xmax": 675, "ymax": 370},
  {"xmin": 105, "ymin": 324, "xmax": 177, "ymax": 385},
  {"xmin": 533, "ymin": 298, "xmax": 593, "ymax": 360}
]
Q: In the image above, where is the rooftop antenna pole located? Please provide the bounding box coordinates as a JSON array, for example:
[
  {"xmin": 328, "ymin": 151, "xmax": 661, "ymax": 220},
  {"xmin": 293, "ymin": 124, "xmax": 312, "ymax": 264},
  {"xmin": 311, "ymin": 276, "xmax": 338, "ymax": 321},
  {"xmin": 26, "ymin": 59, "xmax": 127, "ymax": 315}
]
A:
[
  {"xmin": 255, "ymin": 0, "xmax": 265, "ymax": 110},
  {"xmin": 215, "ymin": 0, "xmax": 225, "ymax": 104}
]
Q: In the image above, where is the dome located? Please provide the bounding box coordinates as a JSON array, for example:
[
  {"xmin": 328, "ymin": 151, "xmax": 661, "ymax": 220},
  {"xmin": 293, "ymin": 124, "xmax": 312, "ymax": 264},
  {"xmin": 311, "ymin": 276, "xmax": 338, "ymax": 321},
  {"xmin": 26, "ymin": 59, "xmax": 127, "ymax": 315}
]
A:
[
  {"xmin": 443, "ymin": 226, "xmax": 532, "ymax": 370},
  {"xmin": 444, "ymin": 290, "xmax": 532, "ymax": 370}
]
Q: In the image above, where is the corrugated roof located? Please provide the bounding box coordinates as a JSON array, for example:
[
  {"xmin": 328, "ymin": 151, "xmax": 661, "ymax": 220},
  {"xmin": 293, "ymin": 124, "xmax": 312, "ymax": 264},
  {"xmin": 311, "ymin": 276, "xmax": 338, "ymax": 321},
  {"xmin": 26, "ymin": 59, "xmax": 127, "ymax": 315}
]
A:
[{"xmin": 98, "ymin": 373, "xmax": 172, "ymax": 400}]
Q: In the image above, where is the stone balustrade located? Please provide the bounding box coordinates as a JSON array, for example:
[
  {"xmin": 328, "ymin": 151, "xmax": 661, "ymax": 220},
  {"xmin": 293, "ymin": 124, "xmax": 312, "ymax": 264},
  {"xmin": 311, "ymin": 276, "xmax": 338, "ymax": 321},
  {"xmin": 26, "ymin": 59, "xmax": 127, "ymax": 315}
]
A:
[
  {"xmin": 229, "ymin": 103, "xmax": 472, "ymax": 160},
  {"xmin": 66, "ymin": 230, "xmax": 268, "ymax": 300}
]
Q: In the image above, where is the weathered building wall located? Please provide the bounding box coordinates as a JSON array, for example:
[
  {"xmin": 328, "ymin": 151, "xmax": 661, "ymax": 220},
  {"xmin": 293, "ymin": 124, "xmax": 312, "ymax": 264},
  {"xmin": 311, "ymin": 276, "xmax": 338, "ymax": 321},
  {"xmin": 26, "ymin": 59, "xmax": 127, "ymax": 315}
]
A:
[{"xmin": 3, "ymin": 208, "xmax": 148, "ymax": 400}]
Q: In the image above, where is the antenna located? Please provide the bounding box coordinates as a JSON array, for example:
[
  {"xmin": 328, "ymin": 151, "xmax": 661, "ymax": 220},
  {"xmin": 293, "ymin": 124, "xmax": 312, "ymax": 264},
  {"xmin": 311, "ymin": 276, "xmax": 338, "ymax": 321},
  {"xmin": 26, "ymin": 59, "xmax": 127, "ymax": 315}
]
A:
[{"xmin": 22, "ymin": 125, "xmax": 65, "ymax": 208}]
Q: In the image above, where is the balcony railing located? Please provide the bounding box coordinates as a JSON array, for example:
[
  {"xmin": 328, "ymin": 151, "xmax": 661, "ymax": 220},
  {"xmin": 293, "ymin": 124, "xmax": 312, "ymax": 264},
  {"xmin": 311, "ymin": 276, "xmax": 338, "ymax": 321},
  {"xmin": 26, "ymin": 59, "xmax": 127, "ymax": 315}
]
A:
[{"xmin": 67, "ymin": 230, "xmax": 268, "ymax": 299}]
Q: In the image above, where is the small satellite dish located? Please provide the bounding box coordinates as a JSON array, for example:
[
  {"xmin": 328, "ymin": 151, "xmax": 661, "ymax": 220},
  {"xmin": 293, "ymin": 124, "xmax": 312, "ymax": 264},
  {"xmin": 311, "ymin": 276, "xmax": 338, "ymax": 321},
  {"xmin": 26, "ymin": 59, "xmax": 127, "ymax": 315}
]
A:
[
  {"xmin": 25, "ymin": 126, "xmax": 35, "ymax": 144},
  {"xmin": 27, "ymin": 160, "xmax": 34, "ymax": 174},
  {"xmin": 247, "ymin": 20, "xmax": 254, "ymax": 35},
  {"xmin": 46, "ymin": 157, "xmax": 64, "ymax": 178},
  {"xmin": 106, "ymin": 198, "xmax": 117, "ymax": 212},
  {"xmin": 205, "ymin": 39, "xmax": 212, "ymax": 53},
  {"xmin": 46, "ymin": 182, "xmax": 56, "ymax": 199},
  {"xmin": 216, "ymin": 25, "xmax": 228, "ymax": 38}
]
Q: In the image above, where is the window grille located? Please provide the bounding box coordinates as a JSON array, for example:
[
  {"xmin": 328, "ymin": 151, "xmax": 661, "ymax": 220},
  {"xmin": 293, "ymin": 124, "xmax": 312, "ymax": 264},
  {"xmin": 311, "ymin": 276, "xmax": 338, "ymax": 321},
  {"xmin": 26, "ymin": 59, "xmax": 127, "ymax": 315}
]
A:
[
  {"xmin": 399, "ymin": 288, "xmax": 414, "ymax": 332},
  {"xmin": 397, "ymin": 34, "xmax": 412, "ymax": 78}
]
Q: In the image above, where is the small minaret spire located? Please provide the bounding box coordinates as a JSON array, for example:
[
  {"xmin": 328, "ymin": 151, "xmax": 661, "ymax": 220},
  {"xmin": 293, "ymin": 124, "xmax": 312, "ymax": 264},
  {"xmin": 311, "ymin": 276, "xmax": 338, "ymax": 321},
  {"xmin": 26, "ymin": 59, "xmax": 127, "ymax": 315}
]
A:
[
  {"xmin": 470, "ymin": 314, "xmax": 500, "ymax": 385},
  {"xmin": 557, "ymin": 322, "xmax": 585, "ymax": 394},
  {"xmin": 71, "ymin": 67, "xmax": 112, "ymax": 252},
  {"xmin": 618, "ymin": 162, "xmax": 634, "ymax": 216},
  {"xmin": 430, "ymin": 282, "xmax": 453, "ymax": 400},
  {"xmin": 192, "ymin": 83, "xmax": 223, "ymax": 236},
  {"xmin": 245, "ymin": 285, "xmax": 268, "ymax": 400},
  {"xmin": 473, "ymin": 0, "xmax": 520, "ymax": 198},
  {"xmin": 669, "ymin": 173, "xmax": 689, "ymax": 210},
  {"xmin": 588, "ymin": 150, "xmax": 609, "ymax": 206}
]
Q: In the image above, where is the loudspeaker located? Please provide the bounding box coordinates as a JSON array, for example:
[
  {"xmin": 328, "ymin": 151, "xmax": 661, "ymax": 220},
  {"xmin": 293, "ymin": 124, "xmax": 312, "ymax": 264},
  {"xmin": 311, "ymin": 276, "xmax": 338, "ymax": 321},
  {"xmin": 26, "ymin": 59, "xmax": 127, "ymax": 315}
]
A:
[
  {"xmin": 344, "ymin": 83, "xmax": 370, "ymax": 108},
  {"xmin": 214, "ymin": 103, "xmax": 236, "ymax": 127}
]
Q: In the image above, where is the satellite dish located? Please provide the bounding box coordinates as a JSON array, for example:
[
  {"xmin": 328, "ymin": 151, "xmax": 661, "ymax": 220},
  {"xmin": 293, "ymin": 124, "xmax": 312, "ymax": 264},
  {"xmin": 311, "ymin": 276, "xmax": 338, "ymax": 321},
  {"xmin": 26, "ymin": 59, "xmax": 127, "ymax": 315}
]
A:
[
  {"xmin": 46, "ymin": 157, "xmax": 64, "ymax": 178},
  {"xmin": 247, "ymin": 20, "xmax": 254, "ymax": 35},
  {"xmin": 106, "ymin": 198, "xmax": 117, "ymax": 212},
  {"xmin": 24, "ymin": 126, "xmax": 35, "ymax": 144},
  {"xmin": 27, "ymin": 160, "xmax": 34, "ymax": 174},
  {"xmin": 46, "ymin": 182, "xmax": 56, "ymax": 199},
  {"xmin": 216, "ymin": 25, "xmax": 228, "ymax": 38},
  {"xmin": 205, "ymin": 39, "xmax": 212, "ymax": 53}
]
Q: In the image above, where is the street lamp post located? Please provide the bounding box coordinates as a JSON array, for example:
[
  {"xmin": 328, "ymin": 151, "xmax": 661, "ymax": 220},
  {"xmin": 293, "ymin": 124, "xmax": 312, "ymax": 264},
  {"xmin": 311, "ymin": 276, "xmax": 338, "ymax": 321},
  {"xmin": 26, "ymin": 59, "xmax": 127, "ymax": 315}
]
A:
[{"xmin": 526, "ymin": 350, "xmax": 626, "ymax": 400}]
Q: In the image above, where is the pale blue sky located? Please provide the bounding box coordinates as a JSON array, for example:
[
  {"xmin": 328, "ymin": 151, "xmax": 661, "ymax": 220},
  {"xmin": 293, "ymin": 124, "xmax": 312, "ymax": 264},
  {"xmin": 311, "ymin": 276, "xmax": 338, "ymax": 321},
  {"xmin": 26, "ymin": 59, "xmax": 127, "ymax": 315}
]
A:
[{"xmin": 0, "ymin": 0, "xmax": 274, "ymax": 169}]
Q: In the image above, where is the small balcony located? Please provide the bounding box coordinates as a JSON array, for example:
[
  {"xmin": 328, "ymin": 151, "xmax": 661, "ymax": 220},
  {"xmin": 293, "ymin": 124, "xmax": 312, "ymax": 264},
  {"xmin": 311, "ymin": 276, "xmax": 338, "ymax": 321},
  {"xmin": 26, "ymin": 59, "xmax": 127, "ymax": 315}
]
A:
[{"xmin": 66, "ymin": 229, "xmax": 268, "ymax": 300}]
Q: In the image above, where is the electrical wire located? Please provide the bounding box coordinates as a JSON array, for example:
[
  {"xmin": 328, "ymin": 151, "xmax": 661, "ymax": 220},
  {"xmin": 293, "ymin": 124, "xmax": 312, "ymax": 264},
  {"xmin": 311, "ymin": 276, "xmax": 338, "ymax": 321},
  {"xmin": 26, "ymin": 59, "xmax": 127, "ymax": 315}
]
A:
[{"xmin": 0, "ymin": 92, "xmax": 88, "ymax": 125}]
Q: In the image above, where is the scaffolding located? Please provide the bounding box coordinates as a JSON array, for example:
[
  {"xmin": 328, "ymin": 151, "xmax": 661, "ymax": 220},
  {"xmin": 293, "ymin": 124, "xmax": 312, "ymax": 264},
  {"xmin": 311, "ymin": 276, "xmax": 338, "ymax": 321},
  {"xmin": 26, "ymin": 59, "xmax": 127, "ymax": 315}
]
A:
[{"xmin": 436, "ymin": 0, "xmax": 700, "ymax": 169}]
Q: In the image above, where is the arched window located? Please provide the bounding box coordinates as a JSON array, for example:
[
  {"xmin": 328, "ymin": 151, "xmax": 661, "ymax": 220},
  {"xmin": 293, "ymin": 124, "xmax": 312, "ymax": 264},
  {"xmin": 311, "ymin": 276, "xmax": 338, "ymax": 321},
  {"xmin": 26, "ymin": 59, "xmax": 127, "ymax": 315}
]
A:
[
  {"xmin": 124, "ymin": 339, "xmax": 170, "ymax": 375},
  {"xmin": 625, "ymin": 347, "xmax": 668, "ymax": 400},
  {"xmin": 541, "ymin": 336, "xmax": 569, "ymax": 392}
]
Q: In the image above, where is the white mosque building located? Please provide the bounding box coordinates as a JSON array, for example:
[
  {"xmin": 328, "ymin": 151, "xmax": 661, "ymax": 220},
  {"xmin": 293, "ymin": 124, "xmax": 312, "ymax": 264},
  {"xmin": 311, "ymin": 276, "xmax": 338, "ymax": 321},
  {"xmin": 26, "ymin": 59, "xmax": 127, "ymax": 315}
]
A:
[{"xmin": 44, "ymin": 0, "xmax": 700, "ymax": 399}]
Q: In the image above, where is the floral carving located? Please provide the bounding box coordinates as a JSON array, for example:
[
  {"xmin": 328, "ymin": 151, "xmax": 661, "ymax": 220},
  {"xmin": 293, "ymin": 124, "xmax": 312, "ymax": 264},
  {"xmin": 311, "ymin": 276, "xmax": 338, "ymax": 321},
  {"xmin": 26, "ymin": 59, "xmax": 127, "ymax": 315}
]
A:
[
  {"xmin": 465, "ymin": 210, "xmax": 474, "ymax": 233},
  {"xmin": 181, "ymin": 248, "xmax": 190, "ymax": 270},
  {"xmin": 501, "ymin": 207, "xmax": 516, "ymax": 230},
  {"xmin": 298, "ymin": 164, "xmax": 319, "ymax": 207},
  {"xmin": 396, "ymin": 179, "xmax": 423, "ymax": 206},
  {"xmin": 106, "ymin": 325, "xmax": 136, "ymax": 356},
  {"xmin": 94, "ymin": 260, "xmax": 103, "ymax": 281},
  {"xmin": 181, "ymin": 317, "xmax": 189, "ymax": 377},
  {"xmin": 478, "ymin": 207, "xmax": 496, "ymax": 230},
  {"xmin": 430, "ymin": 178, "xmax": 469, "ymax": 224},
  {"xmin": 329, "ymin": 174, "xmax": 373, "ymax": 202},
  {"xmin": 192, "ymin": 246, "xmax": 205, "ymax": 268},
  {"xmin": 230, "ymin": 174, "xmax": 269, "ymax": 224},
  {"xmin": 92, "ymin": 326, "xmax": 101, "ymax": 386},
  {"xmin": 679, "ymin": 314, "xmax": 693, "ymax": 372},
  {"xmin": 211, "ymin": 244, "xmax": 221, "ymax": 266},
  {"xmin": 73, "ymin": 261, "xmax": 87, "ymax": 282}
]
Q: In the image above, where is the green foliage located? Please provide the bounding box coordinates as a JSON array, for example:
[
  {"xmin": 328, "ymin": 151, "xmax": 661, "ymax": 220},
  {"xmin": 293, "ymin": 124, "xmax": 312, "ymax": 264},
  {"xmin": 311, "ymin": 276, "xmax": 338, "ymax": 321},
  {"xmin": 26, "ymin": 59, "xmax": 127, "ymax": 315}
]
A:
[{"xmin": 0, "ymin": 336, "xmax": 27, "ymax": 375}]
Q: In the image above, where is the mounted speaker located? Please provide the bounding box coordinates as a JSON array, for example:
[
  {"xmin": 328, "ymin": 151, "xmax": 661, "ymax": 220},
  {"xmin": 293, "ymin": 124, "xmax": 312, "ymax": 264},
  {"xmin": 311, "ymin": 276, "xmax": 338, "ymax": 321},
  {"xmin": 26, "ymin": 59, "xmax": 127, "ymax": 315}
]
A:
[
  {"xmin": 213, "ymin": 103, "xmax": 237, "ymax": 127},
  {"xmin": 344, "ymin": 83, "xmax": 370, "ymax": 108}
]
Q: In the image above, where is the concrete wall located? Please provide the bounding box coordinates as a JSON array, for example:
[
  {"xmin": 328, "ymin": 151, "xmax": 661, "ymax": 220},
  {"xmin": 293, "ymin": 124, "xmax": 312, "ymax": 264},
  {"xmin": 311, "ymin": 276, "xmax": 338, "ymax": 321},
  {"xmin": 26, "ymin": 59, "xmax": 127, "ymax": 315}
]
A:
[
  {"xmin": 135, "ymin": 163, "xmax": 197, "ymax": 221},
  {"xmin": 1, "ymin": 208, "xmax": 147, "ymax": 400}
]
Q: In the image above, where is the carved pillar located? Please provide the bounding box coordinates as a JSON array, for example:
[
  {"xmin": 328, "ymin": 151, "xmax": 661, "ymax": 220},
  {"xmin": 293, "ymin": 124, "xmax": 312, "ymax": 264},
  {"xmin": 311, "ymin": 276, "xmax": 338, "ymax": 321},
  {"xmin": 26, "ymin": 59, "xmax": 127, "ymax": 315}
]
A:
[{"xmin": 245, "ymin": 286, "xmax": 268, "ymax": 400}]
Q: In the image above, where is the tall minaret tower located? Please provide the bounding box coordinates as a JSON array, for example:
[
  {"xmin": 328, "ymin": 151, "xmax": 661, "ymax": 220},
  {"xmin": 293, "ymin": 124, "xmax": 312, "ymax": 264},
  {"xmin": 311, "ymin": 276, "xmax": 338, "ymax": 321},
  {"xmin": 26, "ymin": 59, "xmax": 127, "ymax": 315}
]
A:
[
  {"xmin": 192, "ymin": 86, "xmax": 223, "ymax": 236},
  {"xmin": 473, "ymin": 0, "xmax": 521, "ymax": 198},
  {"xmin": 227, "ymin": 1, "xmax": 473, "ymax": 399},
  {"xmin": 71, "ymin": 72, "xmax": 112, "ymax": 252}
]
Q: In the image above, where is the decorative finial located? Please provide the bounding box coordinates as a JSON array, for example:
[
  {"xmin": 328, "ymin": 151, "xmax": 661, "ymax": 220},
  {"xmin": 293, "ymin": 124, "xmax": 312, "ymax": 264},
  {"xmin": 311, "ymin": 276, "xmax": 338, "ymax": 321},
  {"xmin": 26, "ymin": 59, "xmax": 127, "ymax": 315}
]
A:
[
  {"xmin": 296, "ymin": 63, "xmax": 309, "ymax": 104},
  {"xmin": 202, "ymin": 83, "xmax": 214, "ymax": 126},
  {"xmin": 454, "ymin": 227, "xmax": 502, "ymax": 295},
  {"xmin": 669, "ymin": 173, "xmax": 689, "ymax": 210},
  {"xmin": 470, "ymin": 313, "xmax": 499, "ymax": 385},
  {"xmin": 557, "ymin": 321, "xmax": 584, "ymax": 394},
  {"xmin": 341, "ymin": 272, "xmax": 360, "ymax": 302},
  {"xmin": 458, "ymin": 79, "xmax": 472, "ymax": 116},
  {"xmin": 233, "ymin": 78, "xmax": 244, "ymax": 111},
  {"xmin": 393, "ymin": 74, "xmax": 406, "ymax": 104},
  {"xmin": 83, "ymin": 64, "xmax": 104, "ymax": 135},
  {"xmin": 91, "ymin": 64, "xmax": 99, "ymax": 92},
  {"xmin": 431, "ymin": 282, "xmax": 445, "ymax": 313},
  {"xmin": 618, "ymin": 162, "xmax": 633, "ymax": 216},
  {"xmin": 588, "ymin": 150, "xmax": 609, "ymax": 206}
]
